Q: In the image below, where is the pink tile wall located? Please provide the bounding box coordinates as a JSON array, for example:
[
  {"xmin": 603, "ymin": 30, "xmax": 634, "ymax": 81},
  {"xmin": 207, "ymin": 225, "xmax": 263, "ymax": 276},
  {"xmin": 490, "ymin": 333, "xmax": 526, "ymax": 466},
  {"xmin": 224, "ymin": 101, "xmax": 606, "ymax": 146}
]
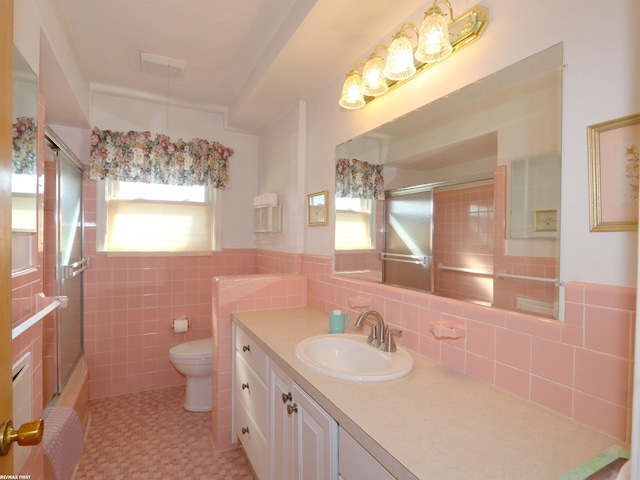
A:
[
  {"xmin": 334, "ymin": 251, "xmax": 381, "ymax": 272},
  {"xmin": 256, "ymin": 249, "xmax": 303, "ymax": 274},
  {"xmin": 433, "ymin": 184, "xmax": 494, "ymax": 305},
  {"xmin": 82, "ymin": 173, "xmax": 259, "ymax": 399},
  {"xmin": 301, "ymin": 252, "xmax": 634, "ymax": 441},
  {"xmin": 211, "ymin": 274, "xmax": 307, "ymax": 451},
  {"xmin": 493, "ymin": 255, "xmax": 560, "ymax": 312}
]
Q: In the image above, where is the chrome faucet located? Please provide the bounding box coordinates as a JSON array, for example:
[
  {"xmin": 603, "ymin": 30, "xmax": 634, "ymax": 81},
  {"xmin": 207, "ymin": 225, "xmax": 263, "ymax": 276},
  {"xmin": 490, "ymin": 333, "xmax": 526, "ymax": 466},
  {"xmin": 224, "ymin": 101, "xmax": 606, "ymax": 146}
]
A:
[{"xmin": 355, "ymin": 310, "xmax": 385, "ymax": 348}]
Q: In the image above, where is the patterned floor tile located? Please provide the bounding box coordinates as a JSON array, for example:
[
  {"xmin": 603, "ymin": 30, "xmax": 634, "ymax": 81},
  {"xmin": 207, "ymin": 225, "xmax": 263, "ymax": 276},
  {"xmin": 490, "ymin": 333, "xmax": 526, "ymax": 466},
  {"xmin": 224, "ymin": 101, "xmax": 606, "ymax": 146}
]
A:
[{"xmin": 74, "ymin": 386, "xmax": 255, "ymax": 479}]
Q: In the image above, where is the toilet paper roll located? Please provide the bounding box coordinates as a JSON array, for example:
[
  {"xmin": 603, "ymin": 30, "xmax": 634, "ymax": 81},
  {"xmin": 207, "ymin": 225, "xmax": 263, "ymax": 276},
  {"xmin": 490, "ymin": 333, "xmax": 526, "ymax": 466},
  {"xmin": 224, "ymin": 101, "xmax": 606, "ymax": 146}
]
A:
[{"xmin": 173, "ymin": 318, "xmax": 189, "ymax": 333}]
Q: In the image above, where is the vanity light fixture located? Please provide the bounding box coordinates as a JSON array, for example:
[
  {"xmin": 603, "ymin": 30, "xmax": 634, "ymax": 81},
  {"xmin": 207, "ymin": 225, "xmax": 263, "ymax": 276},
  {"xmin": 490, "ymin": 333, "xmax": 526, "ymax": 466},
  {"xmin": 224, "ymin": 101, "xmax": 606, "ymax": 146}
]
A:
[
  {"xmin": 383, "ymin": 27, "xmax": 418, "ymax": 81},
  {"xmin": 338, "ymin": 63, "xmax": 366, "ymax": 110},
  {"xmin": 338, "ymin": 2, "xmax": 489, "ymax": 110},
  {"xmin": 361, "ymin": 47, "xmax": 389, "ymax": 96},
  {"xmin": 415, "ymin": 0, "xmax": 454, "ymax": 63}
]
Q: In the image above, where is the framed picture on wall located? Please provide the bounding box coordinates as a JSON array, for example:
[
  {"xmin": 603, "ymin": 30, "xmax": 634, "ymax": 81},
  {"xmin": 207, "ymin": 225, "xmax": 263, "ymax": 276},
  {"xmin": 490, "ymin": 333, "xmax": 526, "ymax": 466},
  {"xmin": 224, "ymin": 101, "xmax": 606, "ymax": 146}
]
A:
[
  {"xmin": 588, "ymin": 113, "xmax": 640, "ymax": 232},
  {"xmin": 307, "ymin": 191, "xmax": 328, "ymax": 226}
]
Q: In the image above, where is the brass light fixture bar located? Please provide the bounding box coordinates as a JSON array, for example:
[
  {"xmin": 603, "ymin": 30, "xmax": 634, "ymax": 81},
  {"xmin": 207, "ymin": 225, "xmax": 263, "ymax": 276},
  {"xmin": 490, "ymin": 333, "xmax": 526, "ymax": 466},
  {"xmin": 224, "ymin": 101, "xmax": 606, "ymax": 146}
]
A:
[{"xmin": 339, "ymin": 3, "xmax": 490, "ymax": 110}]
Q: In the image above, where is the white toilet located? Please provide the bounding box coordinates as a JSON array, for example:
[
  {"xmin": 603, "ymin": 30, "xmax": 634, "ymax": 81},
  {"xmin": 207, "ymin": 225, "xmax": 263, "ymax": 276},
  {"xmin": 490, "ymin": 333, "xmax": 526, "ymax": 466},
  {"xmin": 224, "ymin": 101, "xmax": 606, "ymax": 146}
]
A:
[{"xmin": 169, "ymin": 338, "xmax": 213, "ymax": 412}]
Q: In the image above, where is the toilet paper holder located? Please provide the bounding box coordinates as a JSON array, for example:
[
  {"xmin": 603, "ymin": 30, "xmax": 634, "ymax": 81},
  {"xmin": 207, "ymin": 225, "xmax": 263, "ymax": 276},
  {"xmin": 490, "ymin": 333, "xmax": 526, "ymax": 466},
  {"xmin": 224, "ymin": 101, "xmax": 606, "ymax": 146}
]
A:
[{"xmin": 172, "ymin": 316, "xmax": 190, "ymax": 331}]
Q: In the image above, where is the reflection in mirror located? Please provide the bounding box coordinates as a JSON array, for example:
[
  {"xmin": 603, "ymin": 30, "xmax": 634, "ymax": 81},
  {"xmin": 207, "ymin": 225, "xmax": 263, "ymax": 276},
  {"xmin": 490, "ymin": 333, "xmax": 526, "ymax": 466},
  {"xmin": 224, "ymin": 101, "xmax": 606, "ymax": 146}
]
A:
[
  {"xmin": 12, "ymin": 46, "xmax": 38, "ymax": 233},
  {"xmin": 510, "ymin": 153, "xmax": 560, "ymax": 239},
  {"xmin": 12, "ymin": 46, "xmax": 39, "ymax": 273},
  {"xmin": 335, "ymin": 44, "xmax": 563, "ymax": 319}
]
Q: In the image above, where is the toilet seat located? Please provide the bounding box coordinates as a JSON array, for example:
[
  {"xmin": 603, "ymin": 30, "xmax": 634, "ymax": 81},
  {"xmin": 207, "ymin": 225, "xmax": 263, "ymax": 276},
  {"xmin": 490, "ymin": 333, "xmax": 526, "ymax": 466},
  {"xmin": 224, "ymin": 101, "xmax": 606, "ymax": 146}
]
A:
[{"xmin": 169, "ymin": 339, "xmax": 212, "ymax": 363}]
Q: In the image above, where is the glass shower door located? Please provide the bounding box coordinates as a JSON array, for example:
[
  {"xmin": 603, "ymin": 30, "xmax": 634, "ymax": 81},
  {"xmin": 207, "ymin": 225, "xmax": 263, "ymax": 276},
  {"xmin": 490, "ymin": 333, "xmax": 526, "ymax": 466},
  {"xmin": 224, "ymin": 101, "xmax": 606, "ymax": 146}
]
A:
[
  {"xmin": 53, "ymin": 136, "xmax": 85, "ymax": 390},
  {"xmin": 382, "ymin": 187, "xmax": 433, "ymax": 292}
]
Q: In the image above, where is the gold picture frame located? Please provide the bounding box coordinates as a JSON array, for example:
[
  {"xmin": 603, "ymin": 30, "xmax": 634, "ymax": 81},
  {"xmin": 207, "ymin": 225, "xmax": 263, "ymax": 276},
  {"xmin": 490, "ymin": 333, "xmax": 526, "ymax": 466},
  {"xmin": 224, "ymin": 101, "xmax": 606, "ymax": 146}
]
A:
[
  {"xmin": 588, "ymin": 113, "xmax": 640, "ymax": 232},
  {"xmin": 307, "ymin": 191, "xmax": 328, "ymax": 226},
  {"xmin": 534, "ymin": 210, "xmax": 557, "ymax": 232}
]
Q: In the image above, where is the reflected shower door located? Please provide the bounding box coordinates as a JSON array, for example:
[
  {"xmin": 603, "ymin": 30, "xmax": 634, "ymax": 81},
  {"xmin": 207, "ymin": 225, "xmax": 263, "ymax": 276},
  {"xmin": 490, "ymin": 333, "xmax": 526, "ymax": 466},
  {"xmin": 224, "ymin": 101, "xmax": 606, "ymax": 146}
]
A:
[
  {"xmin": 382, "ymin": 187, "xmax": 433, "ymax": 292},
  {"xmin": 53, "ymin": 135, "xmax": 85, "ymax": 391}
]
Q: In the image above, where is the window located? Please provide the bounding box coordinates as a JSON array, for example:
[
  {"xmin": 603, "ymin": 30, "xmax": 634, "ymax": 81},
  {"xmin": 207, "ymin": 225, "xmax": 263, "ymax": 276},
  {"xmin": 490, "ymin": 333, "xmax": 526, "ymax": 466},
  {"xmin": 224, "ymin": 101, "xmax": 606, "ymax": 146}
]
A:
[
  {"xmin": 97, "ymin": 180, "xmax": 220, "ymax": 253},
  {"xmin": 335, "ymin": 197, "xmax": 375, "ymax": 251}
]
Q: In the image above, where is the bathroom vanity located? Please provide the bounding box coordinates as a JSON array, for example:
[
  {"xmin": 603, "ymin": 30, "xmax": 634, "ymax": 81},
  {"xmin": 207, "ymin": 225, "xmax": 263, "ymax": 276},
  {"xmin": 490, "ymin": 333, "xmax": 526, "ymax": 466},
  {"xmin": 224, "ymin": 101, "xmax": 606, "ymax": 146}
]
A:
[{"xmin": 232, "ymin": 306, "xmax": 620, "ymax": 479}]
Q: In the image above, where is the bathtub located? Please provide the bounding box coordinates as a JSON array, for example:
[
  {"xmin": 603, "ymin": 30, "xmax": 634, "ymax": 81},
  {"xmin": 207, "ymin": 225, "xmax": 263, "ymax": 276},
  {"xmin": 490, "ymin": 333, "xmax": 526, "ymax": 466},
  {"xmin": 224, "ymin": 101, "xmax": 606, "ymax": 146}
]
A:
[
  {"xmin": 51, "ymin": 353, "xmax": 90, "ymax": 433},
  {"xmin": 44, "ymin": 353, "xmax": 89, "ymax": 479}
]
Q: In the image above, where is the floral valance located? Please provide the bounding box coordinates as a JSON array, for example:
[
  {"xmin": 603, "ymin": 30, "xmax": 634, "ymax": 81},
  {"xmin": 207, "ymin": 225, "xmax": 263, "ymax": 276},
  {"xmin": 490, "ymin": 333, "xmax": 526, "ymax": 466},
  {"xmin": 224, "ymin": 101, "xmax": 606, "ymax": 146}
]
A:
[
  {"xmin": 12, "ymin": 116, "xmax": 37, "ymax": 176},
  {"xmin": 335, "ymin": 158, "xmax": 384, "ymax": 200},
  {"xmin": 89, "ymin": 128, "xmax": 234, "ymax": 188}
]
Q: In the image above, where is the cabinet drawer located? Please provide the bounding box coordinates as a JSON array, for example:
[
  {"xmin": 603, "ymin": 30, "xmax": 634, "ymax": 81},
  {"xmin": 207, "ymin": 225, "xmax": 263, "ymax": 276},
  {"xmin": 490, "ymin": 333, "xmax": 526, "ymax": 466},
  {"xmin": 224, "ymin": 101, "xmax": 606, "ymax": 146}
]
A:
[
  {"xmin": 235, "ymin": 325, "xmax": 268, "ymax": 381},
  {"xmin": 235, "ymin": 353, "xmax": 268, "ymax": 434},
  {"xmin": 235, "ymin": 396, "xmax": 268, "ymax": 480}
]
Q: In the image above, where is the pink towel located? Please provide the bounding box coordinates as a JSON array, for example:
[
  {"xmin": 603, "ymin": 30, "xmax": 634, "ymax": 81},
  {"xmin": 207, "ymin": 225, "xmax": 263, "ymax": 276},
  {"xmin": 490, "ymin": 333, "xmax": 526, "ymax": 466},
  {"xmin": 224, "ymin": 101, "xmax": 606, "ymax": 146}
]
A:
[{"xmin": 43, "ymin": 407, "xmax": 84, "ymax": 480}]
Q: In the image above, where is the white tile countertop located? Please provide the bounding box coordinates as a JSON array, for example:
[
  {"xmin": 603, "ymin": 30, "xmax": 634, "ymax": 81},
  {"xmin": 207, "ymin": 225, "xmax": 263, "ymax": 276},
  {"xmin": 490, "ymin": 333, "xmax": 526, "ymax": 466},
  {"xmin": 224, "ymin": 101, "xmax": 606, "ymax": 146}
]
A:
[{"xmin": 232, "ymin": 306, "xmax": 623, "ymax": 480}]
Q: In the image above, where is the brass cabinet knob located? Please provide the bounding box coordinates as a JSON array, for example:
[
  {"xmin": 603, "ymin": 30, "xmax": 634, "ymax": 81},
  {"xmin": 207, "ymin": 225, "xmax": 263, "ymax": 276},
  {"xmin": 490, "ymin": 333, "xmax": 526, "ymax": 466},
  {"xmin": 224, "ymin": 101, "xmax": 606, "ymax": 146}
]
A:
[
  {"xmin": 287, "ymin": 403, "xmax": 298, "ymax": 415},
  {"xmin": 1, "ymin": 419, "xmax": 44, "ymax": 456},
  {"xmin": 282, "ymin": 392, "xmax": 292, "ymax": 403}
]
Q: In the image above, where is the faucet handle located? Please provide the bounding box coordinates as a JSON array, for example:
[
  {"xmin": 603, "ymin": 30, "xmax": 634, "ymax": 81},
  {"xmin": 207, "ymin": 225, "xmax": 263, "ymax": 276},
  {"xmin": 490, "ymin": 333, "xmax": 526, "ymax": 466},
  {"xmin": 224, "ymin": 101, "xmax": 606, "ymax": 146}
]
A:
[{"xmin": 381, "ymin": 328, "xmax": 402, "ymax": 352}]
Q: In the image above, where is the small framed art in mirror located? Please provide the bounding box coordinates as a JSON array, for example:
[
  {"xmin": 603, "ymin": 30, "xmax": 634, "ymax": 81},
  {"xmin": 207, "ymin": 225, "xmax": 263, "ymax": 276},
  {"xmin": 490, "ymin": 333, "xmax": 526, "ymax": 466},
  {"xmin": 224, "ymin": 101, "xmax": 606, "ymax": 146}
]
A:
[{"xmin": 307, "ymin": 191, "xmax": 328, "ymax": 226}]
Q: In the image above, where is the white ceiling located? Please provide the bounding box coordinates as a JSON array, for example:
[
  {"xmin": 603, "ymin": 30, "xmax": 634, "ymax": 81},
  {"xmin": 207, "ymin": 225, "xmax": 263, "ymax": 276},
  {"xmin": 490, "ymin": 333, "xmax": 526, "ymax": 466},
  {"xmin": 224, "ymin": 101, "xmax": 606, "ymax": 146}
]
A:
[{"xmin": 47, "ymin": 0, "xmax": 428, "ymax": 134}]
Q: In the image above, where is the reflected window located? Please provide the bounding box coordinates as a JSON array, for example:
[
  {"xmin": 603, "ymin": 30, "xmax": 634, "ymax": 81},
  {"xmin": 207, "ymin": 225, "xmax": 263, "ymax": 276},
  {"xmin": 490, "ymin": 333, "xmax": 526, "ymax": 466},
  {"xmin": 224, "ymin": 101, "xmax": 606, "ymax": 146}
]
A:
[{"xmin": 335, "ymin": 197, "xmax": 374, "ymax": 251}]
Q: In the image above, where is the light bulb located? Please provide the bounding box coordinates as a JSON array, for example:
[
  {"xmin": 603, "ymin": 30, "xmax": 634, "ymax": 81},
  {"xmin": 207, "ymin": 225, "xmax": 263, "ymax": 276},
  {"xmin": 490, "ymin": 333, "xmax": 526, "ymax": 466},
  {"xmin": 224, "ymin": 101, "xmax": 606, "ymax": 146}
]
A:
[
  {"xmin": 383, "ymin": 31, "xmax": 416, "ymax": 81},
  {"xmin": 361, "ymin": 54, "xmax": 388, "ymax": 96},
  {"xmin": 339, "ymin": 70, "xmax": 365, "ymax": 110},
  {"xmin": 415, "ymin": 5, "xmax": 453, "ymax": 63}
]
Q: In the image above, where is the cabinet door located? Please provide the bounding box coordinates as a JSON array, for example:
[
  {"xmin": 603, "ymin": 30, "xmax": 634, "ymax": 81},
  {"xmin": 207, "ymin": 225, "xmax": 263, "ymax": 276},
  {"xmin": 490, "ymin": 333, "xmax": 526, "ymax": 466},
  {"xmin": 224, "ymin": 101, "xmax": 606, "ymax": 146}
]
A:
[
  {"xmin": 338, "ymin": 427, "xmax": 394, "ymax": 480},
  {"xmin": 270, "ymin": 364, "xmax": 295, "ymax": 480},
  {"xmin": 293, "ymin": 384, "xmax": 338, "ymax": 480}
]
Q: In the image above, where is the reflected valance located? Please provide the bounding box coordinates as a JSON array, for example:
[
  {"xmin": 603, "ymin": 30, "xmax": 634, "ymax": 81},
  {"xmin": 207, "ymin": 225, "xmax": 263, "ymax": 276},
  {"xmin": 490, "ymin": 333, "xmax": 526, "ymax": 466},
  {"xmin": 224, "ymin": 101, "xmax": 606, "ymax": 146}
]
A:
[
  {"xmin": 12, "ymin": 116, "xmax": 37, "ymax": 175},
  {"xmin": 335, "ymin": 158, "xmax": 384, "ymax": 200}
]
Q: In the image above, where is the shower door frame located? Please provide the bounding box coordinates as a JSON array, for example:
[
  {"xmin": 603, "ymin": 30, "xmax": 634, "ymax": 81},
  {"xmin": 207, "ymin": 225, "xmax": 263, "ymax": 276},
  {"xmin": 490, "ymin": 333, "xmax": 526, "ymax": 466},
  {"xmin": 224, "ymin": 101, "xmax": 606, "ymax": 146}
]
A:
[{"xmin": 45, "ymin": 127, "xmax": 85, "ymax": 396}]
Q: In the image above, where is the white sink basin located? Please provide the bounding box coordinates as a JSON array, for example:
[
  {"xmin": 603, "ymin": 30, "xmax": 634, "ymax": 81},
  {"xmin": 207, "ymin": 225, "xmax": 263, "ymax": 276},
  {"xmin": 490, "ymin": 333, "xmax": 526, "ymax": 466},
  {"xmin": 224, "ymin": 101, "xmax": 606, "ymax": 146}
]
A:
[{"xmin": 294, "ymin": 334, "xmax": 414, "ymax": 382}]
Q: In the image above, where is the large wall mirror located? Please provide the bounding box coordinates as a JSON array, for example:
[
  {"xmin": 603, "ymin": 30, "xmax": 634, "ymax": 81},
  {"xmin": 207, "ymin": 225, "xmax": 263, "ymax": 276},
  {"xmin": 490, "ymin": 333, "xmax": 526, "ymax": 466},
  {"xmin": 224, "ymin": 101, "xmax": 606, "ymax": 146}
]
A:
[
  {"xmin": 335, "ymin": 44, "xmax": 563, "ymax": 319},
  {"xmin": 12, "ymin": 46, "xmax": 39, "ymax": 271}
]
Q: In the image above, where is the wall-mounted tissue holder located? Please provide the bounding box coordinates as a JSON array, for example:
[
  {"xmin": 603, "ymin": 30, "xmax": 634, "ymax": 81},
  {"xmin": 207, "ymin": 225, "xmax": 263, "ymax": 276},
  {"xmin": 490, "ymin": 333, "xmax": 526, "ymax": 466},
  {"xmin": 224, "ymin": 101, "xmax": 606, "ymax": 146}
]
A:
[
  {"xmin": 172, "ymin": 316, "xmax": 190, "ymax": 333},
  {"xmin": 253, "ymin": 193, "xmax": 281, "ymax": 236},
  {"xmin": 429, "ymin": 322, "xmax": 465, "ymax": 340}
]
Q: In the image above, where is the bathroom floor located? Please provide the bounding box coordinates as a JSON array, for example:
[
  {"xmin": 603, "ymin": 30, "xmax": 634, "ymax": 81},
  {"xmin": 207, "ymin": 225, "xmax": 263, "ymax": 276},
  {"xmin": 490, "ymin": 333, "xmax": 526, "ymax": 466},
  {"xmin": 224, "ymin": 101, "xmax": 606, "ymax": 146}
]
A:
[{"xmin": 74, "ymin": 386, "xmax": 255, "ymax": 479}]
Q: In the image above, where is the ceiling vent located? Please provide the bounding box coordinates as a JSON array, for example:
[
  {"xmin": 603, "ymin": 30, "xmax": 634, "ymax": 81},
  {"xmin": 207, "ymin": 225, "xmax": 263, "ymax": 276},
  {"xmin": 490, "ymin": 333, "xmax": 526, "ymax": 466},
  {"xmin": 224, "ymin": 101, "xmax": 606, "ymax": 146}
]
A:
[{"xmin": 140, "ymin": 52, "xmax": 186, "ymax": 79}]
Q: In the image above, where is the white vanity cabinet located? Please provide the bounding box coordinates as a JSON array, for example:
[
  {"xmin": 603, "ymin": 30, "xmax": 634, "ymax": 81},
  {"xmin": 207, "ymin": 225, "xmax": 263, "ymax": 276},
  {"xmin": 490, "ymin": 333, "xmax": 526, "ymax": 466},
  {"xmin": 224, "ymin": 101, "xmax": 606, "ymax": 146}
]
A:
[
  {"xmin": 234, "ymin": 326, "xmax": 270, "ymax": 480},
  {"xmin": 270, "ymin": 361, "xmax": 338, "ymax": 480},
  {"xmin": 234, "ymin": 324, "xmax": 338, "ymax": 480}
]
